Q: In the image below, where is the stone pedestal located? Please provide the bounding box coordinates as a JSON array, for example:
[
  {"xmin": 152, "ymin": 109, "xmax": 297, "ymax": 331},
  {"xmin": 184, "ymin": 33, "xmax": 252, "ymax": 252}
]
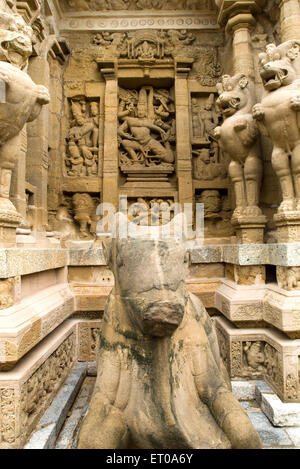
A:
[
  {"xmin": 274, "ymin": 211, "xmax": 300, "ymax": 243},
  {"xmin": 231, "ymin": 214, "xmax": 267, "ymax": 244},
  {"xmin": 214, "ymin": 315, "xmax": 300, "ymax": 403}
]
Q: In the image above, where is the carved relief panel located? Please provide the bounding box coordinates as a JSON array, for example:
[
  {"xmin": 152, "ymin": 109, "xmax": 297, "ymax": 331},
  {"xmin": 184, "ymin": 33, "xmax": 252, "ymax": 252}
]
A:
[
  {"xmin": 118, "ymin": 86, "xmax": 176, "ymax": 181},
  {"xmin": 65, "ymin": 97, "xmax": 101, "ymax": 178}
]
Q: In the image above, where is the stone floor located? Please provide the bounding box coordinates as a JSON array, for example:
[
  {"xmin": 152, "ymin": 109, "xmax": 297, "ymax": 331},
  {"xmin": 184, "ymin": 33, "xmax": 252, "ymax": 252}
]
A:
[{"xmin": 24, "ymin": 363, "xmax": 300, "ymax": 450}]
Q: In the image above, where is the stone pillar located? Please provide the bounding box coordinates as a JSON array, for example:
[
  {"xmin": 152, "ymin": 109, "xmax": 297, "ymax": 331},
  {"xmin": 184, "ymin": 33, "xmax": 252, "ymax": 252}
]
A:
[
  {"xmin": 98, "ymin": 60, "xmax": 119, "ymax": 210},
  {"xmin": 279, "ymin": 0, "xmax": 300, "ymax": 42},
  {"xmin": 26, "ymin": 55, "xmax": 50, "ymax": 231},
  {"xmin": 174, "ymin": 59, "xmax": 194, "ymax": 209},
  {"xmin": 226, "ymin": 13, "xmax": 256, "ymax": 83}
]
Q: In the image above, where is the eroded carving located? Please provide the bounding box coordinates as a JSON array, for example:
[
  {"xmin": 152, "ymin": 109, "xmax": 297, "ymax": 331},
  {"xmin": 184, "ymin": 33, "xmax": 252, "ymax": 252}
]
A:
[
  {"xmin": 0, "ymin": 278, "xmax": 14, "ymax": 310},
  {"xmin": 20, "ymin": 334, "xmax": 75, "ymax": 436},
  {"xmin": 63, "ymin": 0, "xmax": 215, "ymax": 11},
  {"xmin": 0, "ymin": 12, "xmax": 33, "ymax": 69},
  {"xmin": 78, "ymin": 213, "xmax": 261, "ymax": 449},
  {"xmin": 277, "ymin": 266, "xmax": 300, "ymax": 290}
]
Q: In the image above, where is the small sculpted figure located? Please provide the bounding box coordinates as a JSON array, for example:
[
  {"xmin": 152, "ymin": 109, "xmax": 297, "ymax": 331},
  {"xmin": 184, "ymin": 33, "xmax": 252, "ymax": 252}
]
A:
[
  {"xmin": 78, "ymin": 214, "xmax": 261, "ymax": 449},
  {"xmin": 214, "ymin": 74, "xmax": 262, "ymax": 218},
  {"xmin": 253, "ymin": 40, "xmax": 300, "ymax": 212}
]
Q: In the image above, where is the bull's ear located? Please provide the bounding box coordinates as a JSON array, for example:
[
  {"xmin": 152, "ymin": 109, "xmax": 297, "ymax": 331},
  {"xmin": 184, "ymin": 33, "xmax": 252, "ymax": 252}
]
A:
[
  {"xmin": 287, "ymin": 42, "xmax": 300, "ymax": 60},
  {"xmin": 102, "ymin": 239, "xmax": 113, "ymax": 269},
  {"xmin": 216, "ymin": 81, "xmax": 223, "ymax": 95},
  {"xmin": 239, "ymin": 75, "xmax": 248, "ymax": 89}
]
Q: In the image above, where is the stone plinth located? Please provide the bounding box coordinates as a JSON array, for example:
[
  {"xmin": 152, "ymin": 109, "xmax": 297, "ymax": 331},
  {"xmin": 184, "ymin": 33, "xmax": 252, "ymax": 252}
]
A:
[
  {"xmin": 274, "ymin": 211, "xmax": 300, "ymax": 243},
  {"xmin": 0, "ymin": 320, "xmax": 77, "ymax": 449},
  {"xmin": 0, "ymin": 284, "xmax": 75, "ymax": 370},
  {"xmin": 264, "ymin": 284, "xmax": 300, "ymax": 339},
  {"xmin": 231, "ymin": 215, "xmax": 267, "ymax": 244},
  {"xmin": 214, "ymin": 316, "xmax": 300, "ymax": 403},
  {"xmin": 215, "ymin": 279, "xmax": 266, "ymax": 325}
]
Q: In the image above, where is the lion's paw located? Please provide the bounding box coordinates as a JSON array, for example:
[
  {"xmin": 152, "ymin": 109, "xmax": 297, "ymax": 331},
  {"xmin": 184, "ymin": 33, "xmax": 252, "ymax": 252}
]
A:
[
  {"xmin": 278, "ymin": 199, "xmax": 297, "ymax": 213},
  {"xmin": 243, "ymin": 206, "xmax": 263, "ymax": 217},
  {"xmin": 35, "ymin": 85, "xmax": 50, "ymax": 105},
  {"xmin": 252, "ymin": 104, "xmax": 264, "ymax": 120}
]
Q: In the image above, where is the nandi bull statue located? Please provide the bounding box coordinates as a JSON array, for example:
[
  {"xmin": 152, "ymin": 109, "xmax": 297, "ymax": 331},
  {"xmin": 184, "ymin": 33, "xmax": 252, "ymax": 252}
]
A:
[
  {"xmin": 0, "ymin": 12, "xmax": 49, "ymax": 238},
  {"xmin": 78, "ymin": 214, "xmax": 261, "ymax": 449},
  {"xmin": 253, "ymin": 40, "xmax": 300, "ymax": 213}
]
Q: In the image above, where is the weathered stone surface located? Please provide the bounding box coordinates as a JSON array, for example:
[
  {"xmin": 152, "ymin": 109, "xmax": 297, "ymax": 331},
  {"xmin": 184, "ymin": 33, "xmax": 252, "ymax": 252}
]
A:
[
  {"xmin": 78, "ymin": 214, "xmax": 261, "ymax": 449},
  {"xmin": 215, "ymin": 316, "xmax": 300, "ymax": 403}
]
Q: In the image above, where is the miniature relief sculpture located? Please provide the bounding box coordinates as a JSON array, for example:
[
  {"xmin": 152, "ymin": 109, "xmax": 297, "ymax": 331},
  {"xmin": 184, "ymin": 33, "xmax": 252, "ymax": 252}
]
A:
[
  {"xmin": 65, "ymin": 98, "xmax": 99, "ymax": 177},
  {"xmin": 118, "ymin": 86, "xmax": 175, "ymax": 169},
  {"xmin": 78, "ymin": 214, "xmax": 261, "ymax": 449},
  {"xmin": 214, "ymin": 74, "xmax": 262, "ymax": 218},
  {"xmin": 0, "ymin": 13, "xmax": 49, "ymax": 223},
  {"xmin": 253, "ymin": 40, "xmax": 300, "ymax": 213}
]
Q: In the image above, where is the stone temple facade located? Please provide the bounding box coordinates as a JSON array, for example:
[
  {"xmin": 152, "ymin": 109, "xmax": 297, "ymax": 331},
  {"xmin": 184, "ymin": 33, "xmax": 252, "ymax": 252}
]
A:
[{"xmin": 0, "ymin": 0, "xmax": 300, "ymax": 449}]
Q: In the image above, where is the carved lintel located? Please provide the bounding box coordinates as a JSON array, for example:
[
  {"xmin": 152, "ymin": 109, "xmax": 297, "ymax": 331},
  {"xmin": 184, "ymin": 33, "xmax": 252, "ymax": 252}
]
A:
[
  {"xmin": 175, "ymin": 57, "xmax": 194, "ymax": 78},
  {"xmin": 16, "ymin": 0, "xmax": 40, "ymax": 24},
  {"xmin": 48, "ymin": 36, "xmax": 70, "ymax": 63}
]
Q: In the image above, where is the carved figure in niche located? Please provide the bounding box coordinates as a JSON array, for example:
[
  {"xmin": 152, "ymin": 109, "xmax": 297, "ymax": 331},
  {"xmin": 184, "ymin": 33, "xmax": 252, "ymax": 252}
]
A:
[
  {"xmin": 0, "ymin": 278, "xmax": 14, "ymax": 310},
  {"xmin": 65, "ymin": 98, "xmax": 99, "ymax": 177},
  {"xmin": 128, "ymin": 198, "xmax": 174, "ymax": 226},
  {"xmin": 197, "ymin": 190, "xmax": 234, "ymax": 237},
  {"xmin": 253, "ymin": 40, "xmax": 300, "ymax": 213},
  {"xmin": 199, "ymin": 94, "xmax": 220, "ymax": 138},
  {"xmin": 214, "ymin": 74, "xmax": 262, "ymax": 218},
  {"xmin": 193, "ymin": 47, "xmax": 222, "ymax": 87},
  {"xmin": 77, "ymin": 213, "xmax": 261, "ymax": 449},
  {"xmin": 243, "ymin": 342, "xmax": 266, "ymax": 371},
  {"xmin": 50, "ymin": 205, "xmax": 78, "ymax": 240},
  {"xmin": 264, "ymin": 344, "xmax": 279, "ymax": 381},
  {"xmin": 277, "ymin": 266, "xmax": 300, "ymax": 290},
  {"xmin": 72, "ymin": 193, "xmax": 95, "ymax": 238},
  {"xmin": 118, "ymin": 87, "xmax": 174, "ymax": 167},
  {"xmin": 192, "ymin": 148, "xmax": 226, "ymax": 180}
]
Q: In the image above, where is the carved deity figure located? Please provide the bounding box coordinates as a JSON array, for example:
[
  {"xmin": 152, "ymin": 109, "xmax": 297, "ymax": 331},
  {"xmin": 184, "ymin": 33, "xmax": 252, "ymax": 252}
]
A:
[
  {"xmin": 78, "ymin": 213, "xmax": 261, "ymax": 449},
  {"xmin": 243, "ymin": 342, "xmax": 266, "ymax": 371},
  {"xmin": 66, "ymin": 98, "xmax": 99, "ymax": 177},
  {"xmin": 192, "ymin": 148, "xmax": 226, "ymax": 180},
  {"xmin": 214, "ymin": 74, "xmax": 262, "ymax": 218},
  {"xmin": 118, "ymin": 87, "xmax": 174, "ymax": 166},
  {"xmin": 253, "ymin": 40, "xmax": 300, "ymax": 213},
  {"xmin": 72, "ymin": 193, "xmax": 95, "ymax": 238}
]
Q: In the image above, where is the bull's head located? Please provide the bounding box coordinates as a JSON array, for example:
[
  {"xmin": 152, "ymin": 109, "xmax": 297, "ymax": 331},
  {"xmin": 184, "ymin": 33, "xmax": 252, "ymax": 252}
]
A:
[
  {"xmin": 103, "ymin": 213, "xmax": 190, "ymax": 337},
  {"xmin": 259, "ymin": 40, "xmax": 300, "ymax": 91}
]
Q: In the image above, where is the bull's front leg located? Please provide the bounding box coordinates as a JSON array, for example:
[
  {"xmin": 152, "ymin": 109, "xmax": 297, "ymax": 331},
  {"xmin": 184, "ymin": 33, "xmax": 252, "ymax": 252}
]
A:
[
  {"xmin": 192, "ymin": 346, "xmax": 262, "ymax": 449},
  {"xmin": 77, "ymin": 348, "xmax": 130, "ymax": 449}
]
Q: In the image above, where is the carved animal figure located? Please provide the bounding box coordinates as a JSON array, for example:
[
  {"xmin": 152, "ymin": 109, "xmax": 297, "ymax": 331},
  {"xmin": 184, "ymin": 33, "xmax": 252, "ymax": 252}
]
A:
[
  {"xmin": 0, "ymin": 61, "xmax": 49, "ymax": 176},
  {"xmin": 78, "ymin": 214, "xmax": 261, "ymax": 449},
  {"xmin": 214, "ymin": 74, "xmax": 262, "ymax": 218},
  {"xmin": 253, "ymin": 40, "xmax": 300, "ymax": 213}
]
